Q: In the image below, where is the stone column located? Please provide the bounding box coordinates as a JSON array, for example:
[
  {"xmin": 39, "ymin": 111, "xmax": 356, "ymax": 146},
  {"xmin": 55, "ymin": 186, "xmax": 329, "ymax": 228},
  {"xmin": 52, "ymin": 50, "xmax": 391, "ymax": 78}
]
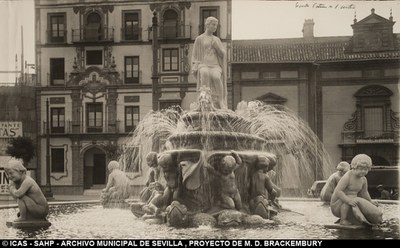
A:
[
  {"xmin": 71, "ymin": 140, "xmax": 82, "ymax": 189},
  {"xmin": 71, "ymin": 90, "xmax": 82, "ymax": 133},
  {"xmin": 107, "ymin": 88, "xmax": 118, "ymax": 133}
]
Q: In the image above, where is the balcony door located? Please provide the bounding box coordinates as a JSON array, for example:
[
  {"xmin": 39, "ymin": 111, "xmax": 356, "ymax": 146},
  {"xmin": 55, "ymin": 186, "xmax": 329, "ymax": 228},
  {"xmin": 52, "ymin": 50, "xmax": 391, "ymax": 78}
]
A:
[
  {"xmin": 86, "ymin": 12, "xmax": 102, "ymax": 41},
  {"xmin": 163, "ymin": 9, "xmax": 178, "ymax": 38}
]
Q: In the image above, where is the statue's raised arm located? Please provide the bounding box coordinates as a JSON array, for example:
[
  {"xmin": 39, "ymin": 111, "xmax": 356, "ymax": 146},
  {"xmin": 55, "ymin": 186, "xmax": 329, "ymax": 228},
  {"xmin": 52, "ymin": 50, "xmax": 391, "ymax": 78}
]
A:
[{"xmin": 191, "ymin": 16, "xmax": 227, "ymax": 109}]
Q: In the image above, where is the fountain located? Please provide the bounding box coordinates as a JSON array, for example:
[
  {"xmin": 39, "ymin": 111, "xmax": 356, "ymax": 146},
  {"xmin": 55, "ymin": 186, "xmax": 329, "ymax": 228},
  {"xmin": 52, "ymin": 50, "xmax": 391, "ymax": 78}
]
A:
[
  {"xmin": 2, "ymin": 89, "xmax": 398, "ymax": 239},
  {"xmin": 125, "ymin": 88, "xmax": 333, "ymax": 227}
]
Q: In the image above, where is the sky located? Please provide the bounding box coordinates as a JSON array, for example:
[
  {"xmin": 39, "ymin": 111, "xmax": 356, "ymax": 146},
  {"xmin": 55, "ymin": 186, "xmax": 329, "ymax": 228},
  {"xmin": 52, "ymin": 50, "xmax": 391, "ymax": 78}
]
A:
[
  {"xmin": 232, "ymin": 0, "xmax": 400, "ymax": 39},
  {"xmin": 1, "ymin": 0, "xmax": 400, "ymax": 83}
]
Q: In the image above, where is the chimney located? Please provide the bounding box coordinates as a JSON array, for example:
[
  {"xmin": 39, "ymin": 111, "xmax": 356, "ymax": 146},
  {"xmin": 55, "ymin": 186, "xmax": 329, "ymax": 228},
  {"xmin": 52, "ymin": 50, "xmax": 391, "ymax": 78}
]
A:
[{"xmin": 302, "ymin": 19, "xmax": 314, "ymax": 39}]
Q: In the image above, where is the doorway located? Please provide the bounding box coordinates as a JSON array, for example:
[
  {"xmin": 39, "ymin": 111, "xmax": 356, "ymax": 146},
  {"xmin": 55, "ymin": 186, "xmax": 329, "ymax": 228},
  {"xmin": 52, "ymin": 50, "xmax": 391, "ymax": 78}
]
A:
[{"xmin": 83, "ymin": 147, "xmax": 106, "ymax": 189}]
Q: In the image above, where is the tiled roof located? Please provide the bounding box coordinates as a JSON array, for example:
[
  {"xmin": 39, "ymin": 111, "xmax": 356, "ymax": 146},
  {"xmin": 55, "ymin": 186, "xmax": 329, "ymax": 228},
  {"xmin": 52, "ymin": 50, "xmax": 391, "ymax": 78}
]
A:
[{"xmin": 232, "ymin": 35, "xmax": 400, "ymax": 63}]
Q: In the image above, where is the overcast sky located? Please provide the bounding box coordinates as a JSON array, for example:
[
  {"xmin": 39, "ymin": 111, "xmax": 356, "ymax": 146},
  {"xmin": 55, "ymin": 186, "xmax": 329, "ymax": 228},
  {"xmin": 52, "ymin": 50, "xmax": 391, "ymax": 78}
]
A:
[
  {"xmin": 232, "ymin": 0, "xmax": 400, "ymax": 39},
  {"xmin": 1, "ymin": 0, "xmax": 400, "ymax": 83}
]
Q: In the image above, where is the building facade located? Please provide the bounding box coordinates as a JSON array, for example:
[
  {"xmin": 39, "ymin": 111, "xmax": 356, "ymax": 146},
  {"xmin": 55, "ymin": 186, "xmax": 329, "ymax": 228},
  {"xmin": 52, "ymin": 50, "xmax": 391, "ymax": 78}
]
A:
[
  {"xmin": 35, "ymin": 0, "xmax": 232, "ymax": 194},
  {"xmin": 232, "ymin": 10, "xmax": 399, "ymax": 194}
]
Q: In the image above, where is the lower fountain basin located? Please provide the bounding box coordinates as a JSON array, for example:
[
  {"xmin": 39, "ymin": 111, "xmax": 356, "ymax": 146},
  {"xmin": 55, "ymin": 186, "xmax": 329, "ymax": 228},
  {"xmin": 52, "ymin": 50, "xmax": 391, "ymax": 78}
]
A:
[{"xmin": 1, "ymin": 200, "xmax": 398, "ymax": 239}]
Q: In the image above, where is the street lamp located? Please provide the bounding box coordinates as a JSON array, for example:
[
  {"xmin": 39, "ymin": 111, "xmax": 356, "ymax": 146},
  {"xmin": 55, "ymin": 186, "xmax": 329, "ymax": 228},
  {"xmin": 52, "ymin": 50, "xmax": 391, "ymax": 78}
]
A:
[
  {"xmin": 151, "ymin": 11, "xmax": 159, "ymax": 111},
  {"xmin": 44, "ymin": 98, "xmax": 53, "ymax": 198}
]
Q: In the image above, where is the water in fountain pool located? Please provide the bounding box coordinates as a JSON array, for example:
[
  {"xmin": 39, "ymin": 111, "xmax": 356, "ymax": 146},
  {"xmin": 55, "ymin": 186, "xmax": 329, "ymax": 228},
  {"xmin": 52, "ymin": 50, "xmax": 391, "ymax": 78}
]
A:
[{"xmin": 1, "ymin": 201, "xmax": 398, "ymax": 239}]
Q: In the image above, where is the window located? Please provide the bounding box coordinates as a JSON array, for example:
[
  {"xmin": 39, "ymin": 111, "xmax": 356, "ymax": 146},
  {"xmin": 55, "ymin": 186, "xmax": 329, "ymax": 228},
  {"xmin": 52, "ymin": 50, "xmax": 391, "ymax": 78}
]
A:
[
  {"xmin": 343, "ymin": 85, "xmax": 395, "ymax": 140},
  {"xmin": 124, "ymin": 56, "xmax": 139, "ymax": 83},
  {"xmin": 51, "ymin": 148, "xmax": 65, "ymax": 173},
  {"xmin": 51, "ymin": 108, "xmax": 65, "ymax": 133},
  {"xmin": 86, "ymin": 50, "xmax": 102, "ymax": 65},
  {"xmin": 123, "ymin": 11, "xmax": 140, "ymax": 40},
  {"xmin": 200, "ymin": 7, "xmax": 219, "ymax": 36},
  {"xmin": 125, "ymin": 106, "xmax": 139, "ymax": 133},
  {"xmin": 162, "ymin": 9, "xmax": 178, "ymax": 38},
  {"xmin": 87, "ymin": 103, "xmax": 103, "ymax": 132},
  {"xmin": 263, "ymin": 71, "xmax": 278, "ymax": 79},
  {"xmin": 50, "ymin": 58, "xmax": 65, "ymax": 85},
  {"xmin": 48, "ymin": 14, "xmax": 65, "ymax": 43},
  {"xmin": 364, "ymin": 107, "xmax": 384, "ymax": 138},
  {"xmin": 163, "ymin": 48, "xmax": 179, "ymax": 71},
  {"xmin": 85, "ymin": 12, "xmax": 102, "ymax": 41}
]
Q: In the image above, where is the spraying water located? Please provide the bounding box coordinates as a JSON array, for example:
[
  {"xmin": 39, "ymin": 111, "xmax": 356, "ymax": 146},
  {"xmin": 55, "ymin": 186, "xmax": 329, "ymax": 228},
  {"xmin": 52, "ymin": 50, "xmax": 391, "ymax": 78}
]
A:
[{"xmin": 122, "ymin": 90, "xmax": 333, "ymax": 197}]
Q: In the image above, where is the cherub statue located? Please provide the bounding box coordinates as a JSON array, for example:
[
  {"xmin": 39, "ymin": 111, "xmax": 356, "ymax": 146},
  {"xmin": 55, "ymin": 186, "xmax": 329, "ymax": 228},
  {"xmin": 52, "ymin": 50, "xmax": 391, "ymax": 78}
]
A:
[
  {"xmin": 139, "ymin": 152, "xmax": 161, "ymax": 202},
  {"xmin": 320, "ymin": 161, "xmax": 350, "ymax": 203},
  {"xmin": 5, "ymin": 159, "xmax": 49, "ymax": 221},
  {"xmin": 142, "ymin": 153, "xmax": 181, "ymax": 217},
  {"xmin": 249, "ymin": 154, "xmax": 280, "ymax": 218},
  {"xmin": 206, "ymin": 151, "xmax": 243, "ymax": 210},
  {"xmin": 330, "ymin": 154, "xmax": 383, "ymax": 226},
  {"xmin": 101, "ymin": 160, "xmax": 130, "ymax": 205}
]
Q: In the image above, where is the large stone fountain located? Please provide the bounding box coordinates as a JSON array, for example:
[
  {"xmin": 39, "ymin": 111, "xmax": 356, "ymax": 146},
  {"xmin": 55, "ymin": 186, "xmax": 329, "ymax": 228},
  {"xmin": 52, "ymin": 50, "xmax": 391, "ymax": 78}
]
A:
[{"xmin": 125, "ymin": 89, "xmax": 330, "ymax": 228}]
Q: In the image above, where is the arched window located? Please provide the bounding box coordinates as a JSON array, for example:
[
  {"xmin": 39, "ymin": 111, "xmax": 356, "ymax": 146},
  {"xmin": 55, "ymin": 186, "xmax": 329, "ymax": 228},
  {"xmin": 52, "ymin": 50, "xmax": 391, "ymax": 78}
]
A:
[
  {"xmin": 163, "ymin": 9, "xmax": 178, "ymax": 38},
  {"xmin": 86, "ymin": 12, "xmax": 102, "ymax": 41},
  {"xmin": 341, "ymin": 84, "xmax": 399, "ymax": 167},
  {"xmin": 354, "ymin": 85, "xmax": 394, "ymax": 139}
]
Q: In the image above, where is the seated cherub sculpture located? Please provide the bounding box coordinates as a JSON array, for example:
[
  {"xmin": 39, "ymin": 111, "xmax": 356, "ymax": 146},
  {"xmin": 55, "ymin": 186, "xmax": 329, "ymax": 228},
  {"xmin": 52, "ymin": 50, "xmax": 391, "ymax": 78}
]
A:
[
  {"xmin": 330, "ymin": 154, "xmax": 383, "ymax": 226},
  {"xmin": 5, "ymin": 159, "xmax": 49, "ymax": 221},
  {"xmin": 142, "ymin": 153, "xmax": 181, "ymax": 217},
  {"xmin": 249, "ymin": 154, "xmax": 281, "ymax": 216},
  {"xmin": 207, "ymin": 151, "xmax": 243, "ymax": 210},
  {"xmin": 139, "ymin": 152, "xmax": 161, "ymax": 202},
  {"xmin": 101, "ymin": 160, "xmax": 131, "ymax": 204},
  {"xmin": 250, "ymin": 155, "xmax": 280, "ymax": 200}
]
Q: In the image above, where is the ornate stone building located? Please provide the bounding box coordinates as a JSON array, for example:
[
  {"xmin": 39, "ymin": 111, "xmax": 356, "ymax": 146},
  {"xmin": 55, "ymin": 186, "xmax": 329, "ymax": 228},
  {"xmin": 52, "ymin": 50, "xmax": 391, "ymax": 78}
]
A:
[
  {"xmin": 35, "ymin": 0, "xmax": 231, "ymax": 194},
  {"xmin": 231, "ymin": 9, "xmax": 399, "ymax": 194}
]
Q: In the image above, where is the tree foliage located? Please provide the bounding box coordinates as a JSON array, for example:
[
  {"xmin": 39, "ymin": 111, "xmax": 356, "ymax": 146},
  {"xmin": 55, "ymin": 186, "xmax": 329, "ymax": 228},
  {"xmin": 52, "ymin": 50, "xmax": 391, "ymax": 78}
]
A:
[
  {"xmin": 6, "ymin": 136, "xmax": 35, "ymax": 165},
  {"xmin": 101, "ymin": 142, "xmax": 122, "ymax": 161}
]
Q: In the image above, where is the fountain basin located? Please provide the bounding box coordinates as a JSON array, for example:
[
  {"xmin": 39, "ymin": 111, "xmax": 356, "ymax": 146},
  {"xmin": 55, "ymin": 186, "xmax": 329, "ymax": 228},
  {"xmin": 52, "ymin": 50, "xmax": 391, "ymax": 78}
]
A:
[
  {"xmin": 0, "ymin": 200, "xmax": 398, "ymax": 239},
  {"xmin": 181, "ymin": 111, "xmax": 252, "ymax": 132},
  {"xmin": 168, "ymin": 131, "xmax": 283, "ymax": 151}
]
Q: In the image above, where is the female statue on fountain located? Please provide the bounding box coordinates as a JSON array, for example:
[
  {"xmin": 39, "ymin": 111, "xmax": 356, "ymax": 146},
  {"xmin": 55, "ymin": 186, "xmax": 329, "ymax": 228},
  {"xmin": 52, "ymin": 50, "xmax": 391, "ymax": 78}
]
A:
[{"xmin": 191, "ymin": 16, "xmax": 227, "ymax": 109}]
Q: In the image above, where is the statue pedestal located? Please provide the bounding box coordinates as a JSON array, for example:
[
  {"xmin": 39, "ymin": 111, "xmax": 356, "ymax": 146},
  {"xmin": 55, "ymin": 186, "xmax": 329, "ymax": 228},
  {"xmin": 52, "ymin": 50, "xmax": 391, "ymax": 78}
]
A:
[
  {"xmin": 324, "ymin": 224, "xmax": 370, "ymax": 230},
  {"xmin": 6, "ymin": 220, "xmax": 51, "ymax": 229}
]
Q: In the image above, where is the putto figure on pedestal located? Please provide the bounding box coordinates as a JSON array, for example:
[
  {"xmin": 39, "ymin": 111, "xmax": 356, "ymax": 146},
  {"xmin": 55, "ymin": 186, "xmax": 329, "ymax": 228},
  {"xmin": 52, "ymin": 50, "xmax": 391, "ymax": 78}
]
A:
[
  {"xmin": 101, "ymin": 160, "xmax": 131, "ymax": 208},
  {"xmin": 191, "ymin": 16, "xmax": 227, "ymax": 109},
  {"xmin": 5, "ymin": 159, "xmax": 51, "ymax": 228}
]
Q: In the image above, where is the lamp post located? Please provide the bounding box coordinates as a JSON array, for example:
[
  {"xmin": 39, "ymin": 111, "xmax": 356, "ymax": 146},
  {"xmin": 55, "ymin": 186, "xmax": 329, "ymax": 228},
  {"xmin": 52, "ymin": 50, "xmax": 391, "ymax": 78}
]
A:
[
  {"xmin": 44, "ymin": 98, "xmax": 53, "ymax": 198},
  {"xmin": 151, "ymin": 11, "xmax": 159, "ymax": 111}
]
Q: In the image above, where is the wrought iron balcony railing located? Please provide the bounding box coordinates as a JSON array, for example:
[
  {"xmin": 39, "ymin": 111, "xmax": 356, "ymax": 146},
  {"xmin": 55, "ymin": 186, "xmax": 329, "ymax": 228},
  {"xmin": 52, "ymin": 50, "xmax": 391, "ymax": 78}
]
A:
[
  {"xmin": 120, "ymin": 26, "xmax": 142, "ymax": 41},
  {"xmin": 72, "ymin": 27, "xmax": 114, "ymax": 43},
  {"xmin": 42, "ymin": 120, "xmax": 121, "ymax": 135},
  {"xmin": 46, "ymin": 30, "xmax": 67, "ymax": 44},
  {"xmin": 342, "ymin": 131, "xmax": 399, "ymax": 144},
  {"xmin": 148, "ymin": 25, "xmax": 191, "ymax": 40},
  {"xmin": 121, "ymin": 70, "xmax": 142, "ymax": 84}
]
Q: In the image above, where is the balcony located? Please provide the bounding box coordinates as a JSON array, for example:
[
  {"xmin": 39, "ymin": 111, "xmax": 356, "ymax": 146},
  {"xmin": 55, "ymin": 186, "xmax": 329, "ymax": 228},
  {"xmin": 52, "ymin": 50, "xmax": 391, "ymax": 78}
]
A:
[
  {"xmin": 72, "ymin": 27, "xmax": 114, "ymax": 43},
  {"xmin": 42, "ymin": 120, "xmax": 121, "ymax": 135},
  {"xmin": 47, "ymin": 73, "xmax": 67, "ymax": 87},
  {"xmin": 342, "ymin": 131, "xmax": 399, "ymax": 144},
  {"xmin": 46, "ymin": 30, "xmax": 67, "ymax": 44},
  {"xmin": 120, "ymin": 27, "xmax": 142, "ymax": 41},
  {"xmin": 121, "ymin": 70, "xmax": 142, "ymax": 84},
  {"xmin": 148, "ymin": 25, "xmax": 191, "ymax": 40}
]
